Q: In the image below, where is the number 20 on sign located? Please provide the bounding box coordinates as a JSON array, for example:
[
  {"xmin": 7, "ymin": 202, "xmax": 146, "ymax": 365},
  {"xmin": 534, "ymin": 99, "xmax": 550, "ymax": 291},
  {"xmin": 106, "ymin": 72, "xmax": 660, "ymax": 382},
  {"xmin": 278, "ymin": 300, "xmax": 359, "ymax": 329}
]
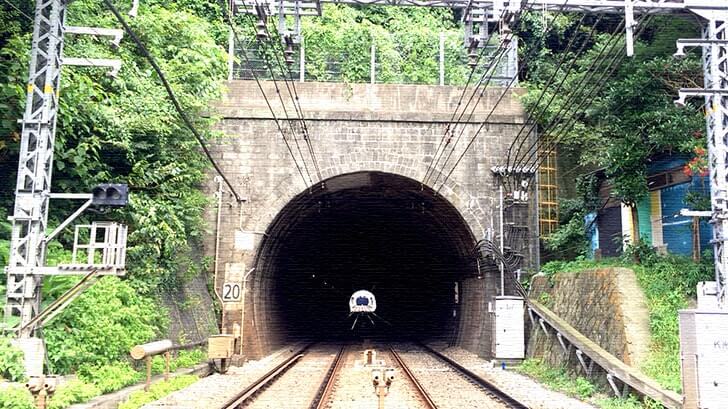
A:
[{"xmin": 222, "ymin": 283, "xmax": 242, "ymax": 302}]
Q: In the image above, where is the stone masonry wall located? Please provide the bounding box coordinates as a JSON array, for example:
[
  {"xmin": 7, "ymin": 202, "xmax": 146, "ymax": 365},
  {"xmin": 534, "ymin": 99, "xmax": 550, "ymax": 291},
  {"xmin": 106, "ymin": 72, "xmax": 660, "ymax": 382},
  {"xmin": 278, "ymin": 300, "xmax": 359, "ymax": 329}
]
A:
[
  {"xmin": 202, "ymin": 81, "xmax": 535, "ymax": 357},
  {"xmin": 527, "ymin": 267, "xmax": 651, "ymax": 373}
]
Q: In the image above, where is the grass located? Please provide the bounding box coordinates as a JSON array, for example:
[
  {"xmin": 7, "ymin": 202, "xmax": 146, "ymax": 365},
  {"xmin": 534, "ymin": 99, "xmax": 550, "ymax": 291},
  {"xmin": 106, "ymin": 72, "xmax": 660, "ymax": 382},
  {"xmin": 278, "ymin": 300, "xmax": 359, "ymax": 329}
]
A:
[
  {"xmin": 517, "ymin": 358, "xmax": 661, "ymax": 409},
  {"xmin": 118, "ymin": 374, "xmax": 199, "ymax": 409},
  {"xmin": 0, "ymin": 349, "xmax": 208, "ymax": 409},
  {"xmin": 517, "ymin": 358, "xmax": 596, "ymax": 400}
]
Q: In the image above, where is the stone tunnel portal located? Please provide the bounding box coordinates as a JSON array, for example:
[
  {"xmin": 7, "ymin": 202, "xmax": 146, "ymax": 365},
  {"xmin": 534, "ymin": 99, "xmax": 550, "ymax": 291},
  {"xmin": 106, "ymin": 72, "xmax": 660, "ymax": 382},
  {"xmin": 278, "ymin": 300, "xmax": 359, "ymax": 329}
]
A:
[{"xmin": 250, "ymin": 171, "xmax": 489, "ymax": 352}]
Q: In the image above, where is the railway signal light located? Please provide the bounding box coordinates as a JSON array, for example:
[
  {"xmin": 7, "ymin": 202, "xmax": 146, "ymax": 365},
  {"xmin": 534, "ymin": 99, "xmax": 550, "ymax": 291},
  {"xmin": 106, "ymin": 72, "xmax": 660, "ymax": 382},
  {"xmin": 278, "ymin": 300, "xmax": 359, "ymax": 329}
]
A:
[{"xmin": 91, "ymin": 183, "xmax": 128, "ymax": 207}]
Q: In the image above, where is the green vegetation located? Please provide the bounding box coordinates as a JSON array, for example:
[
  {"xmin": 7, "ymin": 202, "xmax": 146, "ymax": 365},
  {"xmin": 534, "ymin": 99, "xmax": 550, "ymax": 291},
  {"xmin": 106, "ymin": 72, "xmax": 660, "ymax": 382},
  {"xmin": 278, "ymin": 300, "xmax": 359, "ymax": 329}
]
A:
[
  {"xmin": 1, "ymin": 0, "xmax": 223, "ymax": 403},
  {"xmin": 118, "ymin": 374, "xmax": 199, "ymax": 409},
  {"xmin": 518, "ymin": 358, "xmax": 596, "ymax": 400},
  {"xmin": 43, "ymin": 277, "xmax": 162, "ymax": 374},
  {"xmin": 47, "ymin": 380, "xmax": 102, "ymax": 409},
  {"xmin": 517, "ymin": 358, "xmax": 657, "ymax": 409},
  {"xmin": 0, "ymin": 1, "xmax": 713, "ymax": 408},
  {"xmin": 540, "ymin": 251, "xmax": 713, "ymax": 393},
  {"xmin": 0, "ymin": 383, "xmax": 35, "ymax": 409},
  {"xmin": 525, "ymin": 16, "xmax": 707, "ymax": 256},
  {"xmin": 0, "ymin": 336, "xmax": 25, "ymax": 382},
  {"xmin": 300, "ymin": 5, "xmax": 469, "ymax": 84}
]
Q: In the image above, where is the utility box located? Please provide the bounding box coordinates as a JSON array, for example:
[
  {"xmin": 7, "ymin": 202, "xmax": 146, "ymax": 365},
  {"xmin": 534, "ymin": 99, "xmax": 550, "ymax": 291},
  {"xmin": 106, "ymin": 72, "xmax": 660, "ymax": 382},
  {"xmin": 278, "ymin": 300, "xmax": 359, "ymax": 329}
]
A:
[
  {"xmin": 697, "ymin": 281, "xmax": 719, "ymax": 311},
  {"xmin": 679, "ymin": 309, "xmax": 728, "ymax": 408},
  {"xmin": 12, "ymin": 337, "xmax": 44, "ymax": 377},
  {"xmin": 494, "ymin": 296, "xmax": 525, "ymax": 360},
  {"xmin": 208, "ymin": 334, "xmax": 236, "ymax": 359}
]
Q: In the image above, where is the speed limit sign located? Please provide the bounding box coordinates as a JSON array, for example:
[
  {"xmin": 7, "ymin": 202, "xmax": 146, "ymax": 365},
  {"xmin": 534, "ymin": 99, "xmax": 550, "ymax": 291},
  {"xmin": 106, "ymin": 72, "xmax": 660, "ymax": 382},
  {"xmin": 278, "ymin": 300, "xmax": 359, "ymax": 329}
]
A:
[{"xmin": 222, "ymin": 283, "xmax": 242, "ymax": 302}]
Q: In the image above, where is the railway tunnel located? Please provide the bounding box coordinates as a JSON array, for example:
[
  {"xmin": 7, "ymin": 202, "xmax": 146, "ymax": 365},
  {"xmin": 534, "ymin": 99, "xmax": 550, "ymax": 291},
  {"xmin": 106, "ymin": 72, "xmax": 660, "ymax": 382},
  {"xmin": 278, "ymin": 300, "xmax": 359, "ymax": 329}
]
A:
[{"xmin": 248, "ymin": 171, "xmax": 496, "ymax": 354}]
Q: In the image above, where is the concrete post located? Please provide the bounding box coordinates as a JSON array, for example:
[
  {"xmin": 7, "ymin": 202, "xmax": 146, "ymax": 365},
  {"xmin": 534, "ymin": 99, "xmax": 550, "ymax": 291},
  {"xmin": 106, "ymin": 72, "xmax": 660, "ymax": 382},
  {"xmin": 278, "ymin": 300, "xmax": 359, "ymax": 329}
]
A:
[
  {"xmin": 228, "ymin": 27, "xmax": 234, "ymax": 81},
  {"xmin": 300, "ymin": 35, "xmax": 305, "ymax": 83},
  {"xmin": 439, "ymin": 32, "xmax": 445, "ymax": 86},
  {"xmin": 371, "ymin": 43, "xmax": 376, "ymax": 84}
]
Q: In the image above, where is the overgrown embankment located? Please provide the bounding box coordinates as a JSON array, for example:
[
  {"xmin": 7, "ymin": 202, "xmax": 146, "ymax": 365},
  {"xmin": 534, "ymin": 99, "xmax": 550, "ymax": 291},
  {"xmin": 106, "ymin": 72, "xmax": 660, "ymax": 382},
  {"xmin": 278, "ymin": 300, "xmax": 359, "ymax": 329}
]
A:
[{"xmin": 522, "ymin": 253, "xmax": 713, "ymax": 407}]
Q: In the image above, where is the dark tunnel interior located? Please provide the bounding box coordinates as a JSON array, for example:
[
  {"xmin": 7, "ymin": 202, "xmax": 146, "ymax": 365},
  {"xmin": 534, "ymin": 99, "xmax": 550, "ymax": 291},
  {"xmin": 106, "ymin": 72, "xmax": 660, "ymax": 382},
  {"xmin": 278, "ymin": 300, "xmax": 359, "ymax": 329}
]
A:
[{"xmin": 254, "ymin": 172, "xmax": 478, "ymax": 343}]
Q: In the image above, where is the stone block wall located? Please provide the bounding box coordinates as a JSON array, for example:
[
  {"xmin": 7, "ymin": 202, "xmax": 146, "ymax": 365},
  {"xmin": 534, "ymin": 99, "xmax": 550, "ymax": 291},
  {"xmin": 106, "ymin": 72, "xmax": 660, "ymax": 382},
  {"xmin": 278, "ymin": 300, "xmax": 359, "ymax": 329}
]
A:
[
  {"xmin": 202, "ymin": 81, "xmax": 536, "ymax": 358},
  {"xmin": 527, "ymin": 267, "xmax": 651, "ymax": 372}
]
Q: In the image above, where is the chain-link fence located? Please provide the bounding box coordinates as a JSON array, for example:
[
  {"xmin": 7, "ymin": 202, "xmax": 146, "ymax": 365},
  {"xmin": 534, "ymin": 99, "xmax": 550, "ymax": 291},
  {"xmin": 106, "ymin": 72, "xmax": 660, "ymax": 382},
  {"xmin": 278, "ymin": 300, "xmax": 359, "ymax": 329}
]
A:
[{"xmin": 232, "ymin": 32, "xmax": 517, "ymax": 86}]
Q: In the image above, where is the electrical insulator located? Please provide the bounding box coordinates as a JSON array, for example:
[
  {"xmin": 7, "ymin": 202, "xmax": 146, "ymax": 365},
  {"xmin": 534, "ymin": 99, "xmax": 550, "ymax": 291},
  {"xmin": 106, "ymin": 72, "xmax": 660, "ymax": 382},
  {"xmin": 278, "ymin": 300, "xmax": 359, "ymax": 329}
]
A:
[
  {"xmin": 467, "ymin": 39, "xmax": 479, "ymax": 69},
  {"xmin": 468, "ymin": 51, "xmax": 478, "ymax": 69},
  {"xmin": 255, "ymin": 20, "xmax": 268, "ymax": 41},
  {"xmin": 284, "ymin": 43, "xmax": 295, "ymax": 65}
]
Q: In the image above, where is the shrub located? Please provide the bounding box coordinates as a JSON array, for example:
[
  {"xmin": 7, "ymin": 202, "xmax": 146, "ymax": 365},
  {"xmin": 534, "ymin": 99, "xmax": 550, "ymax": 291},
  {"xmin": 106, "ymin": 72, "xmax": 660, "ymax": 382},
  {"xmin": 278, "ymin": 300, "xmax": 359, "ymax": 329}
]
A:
[
  {"xmin": 47, "ymin": 380, "xmax": 101, "ymax": 409},
  {"xmin": 0, "ymin": 336, "xmax": 26, "ymax": 382},
  {"xmin": 78, "ymin": 361, "xmax": 142, "ymax": 394},
  {"xmin": 0, "ymin": 383, "xmax": 34, "ymax": 409},
  {"xmin": 43, "ymin": 276, "xmax": 165, "ymax": 374}
]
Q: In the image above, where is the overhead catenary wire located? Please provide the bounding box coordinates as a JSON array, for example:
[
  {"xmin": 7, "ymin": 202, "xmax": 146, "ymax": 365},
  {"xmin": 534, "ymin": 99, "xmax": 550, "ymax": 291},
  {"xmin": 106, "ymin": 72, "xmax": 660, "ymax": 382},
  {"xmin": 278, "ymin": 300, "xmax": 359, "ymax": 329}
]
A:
[
  {"xmin": 509, "ymin": 17, "xmax": 630, "ymax": 172},
  {"xmin": 237, "ymin": 0, "xmax": 322, "ymax": 185},
  {"xmin": 515, "ymin": 14, "xmax": 656, "ymax": 177},
  {"xmin": 430, "ymin": 7, "xmax": 569, "ymax": 192},
  {"xmin": 258, "ymin": 15, "xmax": 323, "ymax": 183},
  {"xmin": 421, "ymin": 6, "xmax": 510, "ymax": 186},
  {"xmin": 515, "ymin": 16, "xmax": 659, "ymax": 196},
  {"xmin": 502, "ymin": 21, "xmax": 629, "ymax": 198},
  {"xmin": 215, "ymin": 0, "xmax": 310, "ymax": 187},
  {"xmin": 423, "ymin": 0, "xmax": 584, "ymax": 186},
  {"xmin": 504, "ymin": 13, "xmax": 594, "ymax": 171},
  {"xmin": 102, "ymin": 0, "xmax": 245, "ymax": 202},
  {"xmin": 238, "ymin": 3, "xmax": 314, "ymax": 186},
  {"xmin": 425, "ymin": 29, "xmax": 516, "ymax": 188}
]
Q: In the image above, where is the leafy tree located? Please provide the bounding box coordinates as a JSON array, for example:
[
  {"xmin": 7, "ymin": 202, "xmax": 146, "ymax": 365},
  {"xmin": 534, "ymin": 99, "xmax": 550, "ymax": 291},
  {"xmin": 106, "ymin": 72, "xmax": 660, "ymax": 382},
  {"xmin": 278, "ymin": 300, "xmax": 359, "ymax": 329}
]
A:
[{"xmin": 521, "ymin": 15, "xmax": 705, "ymax": 253}]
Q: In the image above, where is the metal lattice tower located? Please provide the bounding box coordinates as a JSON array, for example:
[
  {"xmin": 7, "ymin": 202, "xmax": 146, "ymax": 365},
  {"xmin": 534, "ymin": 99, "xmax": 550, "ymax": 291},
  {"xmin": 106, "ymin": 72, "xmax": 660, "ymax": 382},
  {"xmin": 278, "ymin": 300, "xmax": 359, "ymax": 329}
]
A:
[
  {"xmin": 5, "ymin": 0, "xmax": 67, "ymax": 336},
  {"xmin": 5, "ymin": 0, "xmax": 124, "ymax": 351},
  {"xmin": 703, "ymin": 16, "xmax": 728, "ymax": 308}
]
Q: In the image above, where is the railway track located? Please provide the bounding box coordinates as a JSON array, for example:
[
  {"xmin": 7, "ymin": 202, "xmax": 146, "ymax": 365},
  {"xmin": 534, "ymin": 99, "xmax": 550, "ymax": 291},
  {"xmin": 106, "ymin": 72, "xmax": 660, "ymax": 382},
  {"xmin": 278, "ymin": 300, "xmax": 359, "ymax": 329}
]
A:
[
  {"xmin": 218, "ymin": 343, "xmax": 528, "ymax": 409},
  {"xmin": 219, "ymin": 344, "xmax": 344, "ymax": 409},
  {"xmin": 390, "ymin": 343, "xmax": 530, "ymax": 409}
]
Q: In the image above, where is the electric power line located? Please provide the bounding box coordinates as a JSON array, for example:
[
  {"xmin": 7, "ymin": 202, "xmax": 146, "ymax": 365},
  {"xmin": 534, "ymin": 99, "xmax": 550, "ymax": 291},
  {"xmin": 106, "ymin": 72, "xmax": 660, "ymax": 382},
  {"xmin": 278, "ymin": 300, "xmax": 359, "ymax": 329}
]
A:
[
  {"xmin": 216, "ymin": 0, "xmax": 310, "ymax": 187},
  {"xmin": 421, "ymin": 6, "xmax": 510, "ymax": 186},
  {"xmin": 504, "ymin": 17, "xmax": 629, "ymax": 195},
  {"xmin": 103, "ymin": 0, "xmax": 245, "ymax": 202},
  {"xmin": 505, "ymin": 13, "xmax": 595, "ymax": 170},
  {"xmin": 518, "ymin": 15, "xmax": 659, "ymax": 192}
]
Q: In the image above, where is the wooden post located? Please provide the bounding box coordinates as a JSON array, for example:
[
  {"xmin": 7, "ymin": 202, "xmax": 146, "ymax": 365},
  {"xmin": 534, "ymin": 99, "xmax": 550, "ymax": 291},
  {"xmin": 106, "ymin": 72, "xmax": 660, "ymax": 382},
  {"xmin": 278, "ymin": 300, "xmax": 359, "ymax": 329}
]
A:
[
  {"xmin": 692, "ymin": 216, "xmax": 701, "ymax": 262},
  {"xmin": 164, "ymin": 351, "xmax": 171, "ymax": 381},
  {"xmin": 145, "ymin": 356, "xmax": 152, "ymax": 391}
]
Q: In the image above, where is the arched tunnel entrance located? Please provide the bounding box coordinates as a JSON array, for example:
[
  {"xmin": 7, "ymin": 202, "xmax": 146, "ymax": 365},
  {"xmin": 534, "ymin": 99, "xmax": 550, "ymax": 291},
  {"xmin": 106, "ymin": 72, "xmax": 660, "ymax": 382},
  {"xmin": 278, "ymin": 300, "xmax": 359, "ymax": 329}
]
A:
[{"xmin": 250, "ymin": 171, "xmax": 490, "ymax": 353}]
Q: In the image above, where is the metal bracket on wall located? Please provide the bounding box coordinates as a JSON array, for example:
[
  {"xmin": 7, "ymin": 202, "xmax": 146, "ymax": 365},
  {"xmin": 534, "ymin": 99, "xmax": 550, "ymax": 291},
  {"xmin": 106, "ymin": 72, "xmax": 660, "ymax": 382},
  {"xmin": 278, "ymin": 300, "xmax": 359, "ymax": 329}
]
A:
[
  {"xmin": 556, "ymin": 332, "xmax": 572, "ymax": 358},
  {"xmin": 575, "ymin": 349, "xmax": 595, "ymax": 376},
  {"xmin": 538, "ymin": 317, "xmax": 549, "ymax": 336},
  {"xmin": 606, "ymin": 373, "xmax": 631, "ymax": 398}
]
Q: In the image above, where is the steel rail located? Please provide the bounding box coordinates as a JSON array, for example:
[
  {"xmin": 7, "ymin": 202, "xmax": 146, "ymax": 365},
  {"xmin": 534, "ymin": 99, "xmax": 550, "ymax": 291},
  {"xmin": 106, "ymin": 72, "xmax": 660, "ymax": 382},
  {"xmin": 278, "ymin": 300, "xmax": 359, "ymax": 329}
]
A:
[
  {"xmin": 311, "ymin": 346, "xmax": 347, "ymax": 409},
  {"xmin": 418, "ymin": 344, "xmax": 530, "ymax": 409},
  {"xmin": 388, "ymin": 347, "xmax": 439, "ymax": 409},
  {"xmin": 219, "ymin": 344, "xmax": 311, "ymax": 409}
]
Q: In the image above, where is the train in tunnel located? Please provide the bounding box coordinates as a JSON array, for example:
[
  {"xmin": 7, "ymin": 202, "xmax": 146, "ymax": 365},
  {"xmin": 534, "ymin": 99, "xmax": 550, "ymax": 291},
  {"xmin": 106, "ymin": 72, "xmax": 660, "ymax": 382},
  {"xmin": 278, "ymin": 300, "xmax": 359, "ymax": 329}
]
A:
[{"xmin": 349, "ymin": 289, "xmax": 377, "ymax": 313}]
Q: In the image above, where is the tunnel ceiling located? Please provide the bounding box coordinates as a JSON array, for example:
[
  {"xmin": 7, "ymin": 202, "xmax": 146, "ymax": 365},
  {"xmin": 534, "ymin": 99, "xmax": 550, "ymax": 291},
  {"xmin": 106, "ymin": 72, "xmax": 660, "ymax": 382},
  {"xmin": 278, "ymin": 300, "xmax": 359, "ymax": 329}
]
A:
[{"xmin": 253, "ymin": 171, "xmax": 479, "ymax": 340}]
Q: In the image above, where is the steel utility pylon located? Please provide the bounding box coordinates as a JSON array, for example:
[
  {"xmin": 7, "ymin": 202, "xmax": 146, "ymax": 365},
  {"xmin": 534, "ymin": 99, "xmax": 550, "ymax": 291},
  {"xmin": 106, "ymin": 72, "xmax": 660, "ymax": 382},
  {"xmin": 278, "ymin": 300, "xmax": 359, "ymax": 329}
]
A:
[
  {"xmin": 5, "ymin": 0, "xmax": 67, "ymax": 335},
  {"xmin": 5, "ymin": 0, "xmax": 125, "ymax": 376}
]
